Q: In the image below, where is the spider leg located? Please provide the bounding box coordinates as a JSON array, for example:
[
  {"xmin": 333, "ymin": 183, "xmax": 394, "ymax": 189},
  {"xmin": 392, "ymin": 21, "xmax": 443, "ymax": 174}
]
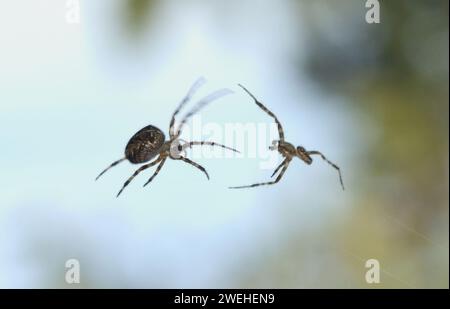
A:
[
  {"xmin": 308, "ymin": 150, "xmax": 345, "ymax": 190},
  {"xmin": 183, "ymin": 141, "xmax": 240, "ymax": 153},
  {"xmin": 169, "ymin": 77, "xmax": 206, "ymax": 138},
  {"xmin": 229, "ymin": 160, "xmax": 290, "ymax": 189},
  {"xmin": 238, "ymin": 84, "xmax": 285, "ymax": 142},
  {"xmin": 174, "ymin": 88, "xmax": 233, "ymax": 137},
  {"xmin": 271, "ymin": 158, "xmax": 288, "ymax": 178},
  {"xmin": 178, "ymin": 156, "xmax": 210, "ymax": 180},
  {"xmin": 116, "ymin": 157, "xmax": 162, "ymax": 197},
  {"xmin": 95, "ymin": 157, "xmax": 126, "ymax": 181},
  {"xmin": 143, "ymin": 158, "xmax": 167, "ymax": 187}
]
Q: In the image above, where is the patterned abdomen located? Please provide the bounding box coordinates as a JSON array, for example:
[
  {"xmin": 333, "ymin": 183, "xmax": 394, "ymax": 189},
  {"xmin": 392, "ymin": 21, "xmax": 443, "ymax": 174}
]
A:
[{"xmin": 125, "ymin": 125, "xmax": 165, "ymax": 164}]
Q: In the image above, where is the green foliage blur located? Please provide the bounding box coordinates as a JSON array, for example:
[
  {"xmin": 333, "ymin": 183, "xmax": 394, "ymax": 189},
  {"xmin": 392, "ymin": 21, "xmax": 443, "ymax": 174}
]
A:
[{"xmin": 118, "ymin": 0, "xmax": 448, "ymax": 288}]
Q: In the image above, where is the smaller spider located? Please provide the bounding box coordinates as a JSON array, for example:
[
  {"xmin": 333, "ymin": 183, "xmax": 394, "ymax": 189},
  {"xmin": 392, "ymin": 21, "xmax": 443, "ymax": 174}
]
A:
[
  {"xmin": 96, "ymin": 78, "xmax": 239, "ymax": 197},
  {"xmin": 229, "ymin": 84, "xmax": 344, "ymax": 190}
]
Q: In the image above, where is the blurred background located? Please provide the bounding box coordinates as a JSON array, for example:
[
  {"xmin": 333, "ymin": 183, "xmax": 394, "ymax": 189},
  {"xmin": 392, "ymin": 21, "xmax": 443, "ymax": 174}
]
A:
[{"xmin": 0, "ymin": 0, "xmax": 448, "ymax": 288}]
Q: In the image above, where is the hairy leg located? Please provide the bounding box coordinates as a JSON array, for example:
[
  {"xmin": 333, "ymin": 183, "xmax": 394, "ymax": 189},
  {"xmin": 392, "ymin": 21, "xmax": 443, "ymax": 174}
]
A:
[
  {"xmin": 229, "ymin": 161, "xmax": 290, "ymax": 189},
  {"xmin": 116, "ymin": 157, "xmax": 162, "ymax": 197}
]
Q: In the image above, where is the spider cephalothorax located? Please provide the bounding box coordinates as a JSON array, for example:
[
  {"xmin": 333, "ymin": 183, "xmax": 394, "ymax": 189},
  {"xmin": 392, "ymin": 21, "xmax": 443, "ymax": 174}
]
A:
[
  {"xmin": 96, "ymin": 78, "xmax": 240, "ymax": 197},
  {"xmin": 229, "ymin": 84, "xmax": 344, "ymax": 190}
]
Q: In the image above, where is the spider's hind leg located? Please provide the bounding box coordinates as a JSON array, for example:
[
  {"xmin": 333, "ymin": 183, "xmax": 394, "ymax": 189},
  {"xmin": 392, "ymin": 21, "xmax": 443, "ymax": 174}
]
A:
[
  {"xmin": 116, "ymin": 157, "xmax": 162, "ymax": 197},
  {"xmin": 143, "ymin": 158, "xmax": 167, "ymax": 187},
  {"xmin": 95, "ymin": 158, "xmax": 126, "ymax": 181},
  {"xmin": 308, "ymin": 150, "xmax": 345, "ymax": 190}
]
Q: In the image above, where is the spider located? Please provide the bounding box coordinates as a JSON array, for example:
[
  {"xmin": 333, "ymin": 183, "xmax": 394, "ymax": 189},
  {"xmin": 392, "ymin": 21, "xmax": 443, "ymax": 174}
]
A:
[
  {"xmin": 96, "ymin": 78, "xmax": 240, "ymax": 197},
  {"xmin": 229, "ymin": 84, "xmax": 344, "ymax": 190}
]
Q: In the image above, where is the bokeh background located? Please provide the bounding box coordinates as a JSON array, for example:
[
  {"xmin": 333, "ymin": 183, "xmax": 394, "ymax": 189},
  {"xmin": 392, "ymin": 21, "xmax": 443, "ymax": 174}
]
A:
[{"xmin": 0, "ymin": 0, "xmax": 448, "ymax": 288}]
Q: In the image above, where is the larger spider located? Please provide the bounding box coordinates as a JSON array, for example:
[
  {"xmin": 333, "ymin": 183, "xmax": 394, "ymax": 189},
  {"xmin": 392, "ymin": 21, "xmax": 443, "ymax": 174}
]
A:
[
  {"xmin": 96, "ymin": 78, "xmax": 239, "ymax": 197},
  {"xmin": 229, "ymin": 84, "xmax": 344, "ymax": 190}
]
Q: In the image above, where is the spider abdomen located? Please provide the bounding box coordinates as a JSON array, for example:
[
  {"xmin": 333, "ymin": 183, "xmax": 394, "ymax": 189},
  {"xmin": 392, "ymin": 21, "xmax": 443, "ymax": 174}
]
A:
[{"xmin": 125, "ymin": 125, "xmax": 165, "ymax": 164}]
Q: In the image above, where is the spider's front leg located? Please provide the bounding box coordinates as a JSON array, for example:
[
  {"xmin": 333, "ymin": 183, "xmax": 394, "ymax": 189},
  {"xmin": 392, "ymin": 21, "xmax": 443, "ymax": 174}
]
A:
[
  {"xmin": 271, "ymin": 158, "xmax": 289, "ymax": 178},
  {"xmin": 182, "ymin": 141, "xmax": 240, "ymax": 154},
  {"xmin": 177, "ymin": 156, "xmax": 210, "ymax": 180},
  {"xmin": 229, "ymin": 160, "xmax": 290, "ymax": 189}
]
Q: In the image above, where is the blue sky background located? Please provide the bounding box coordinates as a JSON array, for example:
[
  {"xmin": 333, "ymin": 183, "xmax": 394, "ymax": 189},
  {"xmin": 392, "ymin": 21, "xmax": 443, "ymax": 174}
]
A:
[{"xmin": 0, "ymin": 0, "xmax": 447, "ymax": 288}]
